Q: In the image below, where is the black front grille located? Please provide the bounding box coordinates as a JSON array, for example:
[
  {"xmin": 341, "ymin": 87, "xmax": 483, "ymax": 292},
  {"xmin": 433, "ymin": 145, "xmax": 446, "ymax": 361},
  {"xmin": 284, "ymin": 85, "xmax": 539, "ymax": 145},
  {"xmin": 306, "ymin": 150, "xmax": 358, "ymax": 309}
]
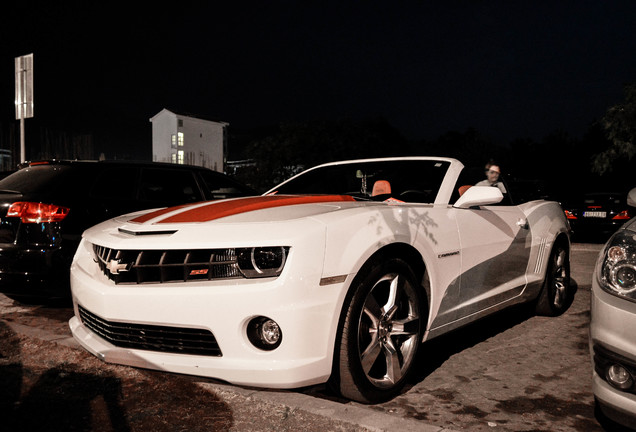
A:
[
  {"xmin": 93, "ymin": 244, "xmax": 242, "ymax": 284},
  {"xmin": 78, "ymin": 305, "xmax": 222, "ymax": 356}
]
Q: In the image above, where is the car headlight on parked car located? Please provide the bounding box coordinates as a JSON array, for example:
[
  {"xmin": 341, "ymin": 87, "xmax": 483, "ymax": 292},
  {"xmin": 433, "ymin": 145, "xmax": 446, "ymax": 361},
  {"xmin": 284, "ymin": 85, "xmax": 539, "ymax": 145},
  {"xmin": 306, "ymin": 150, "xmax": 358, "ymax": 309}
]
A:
[
  {"xmin": 599, "ymin": 231, "xmax": 636, "ymax": 300},
  {"xmin": 237, "ymin": 247, "xmax": 290, "ymax": 278}
]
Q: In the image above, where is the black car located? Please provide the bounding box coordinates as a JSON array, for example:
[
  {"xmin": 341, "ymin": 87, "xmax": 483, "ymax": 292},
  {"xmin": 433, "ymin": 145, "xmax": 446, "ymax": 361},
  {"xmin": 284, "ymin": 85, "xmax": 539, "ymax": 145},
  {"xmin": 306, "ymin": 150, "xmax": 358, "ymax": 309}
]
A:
[
  {"xmin": 564, "ymin": 191, "xmax": 633, "ymax": 241},
  {"xmin": 0, "ymin": 160, "xmax": 255, "ymax": 300}
]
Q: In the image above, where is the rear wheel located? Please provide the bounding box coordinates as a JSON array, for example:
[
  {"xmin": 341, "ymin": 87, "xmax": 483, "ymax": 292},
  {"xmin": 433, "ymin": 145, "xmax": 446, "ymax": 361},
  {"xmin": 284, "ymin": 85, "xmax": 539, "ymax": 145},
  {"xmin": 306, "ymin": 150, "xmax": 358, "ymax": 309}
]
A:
[
  {"xmin": 332, "ymin": 258, "xmax": 424, "ymax": 403},
  {"xmin": 535, "ymin": 241, "xmax": 571, "ymax": 316}
]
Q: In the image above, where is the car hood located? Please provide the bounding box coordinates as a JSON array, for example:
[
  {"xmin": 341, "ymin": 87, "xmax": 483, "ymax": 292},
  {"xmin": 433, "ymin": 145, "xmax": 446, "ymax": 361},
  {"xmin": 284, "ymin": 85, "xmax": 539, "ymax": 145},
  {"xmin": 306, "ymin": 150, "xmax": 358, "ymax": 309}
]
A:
[
  {"xmin": 83, "ymin": 195, "xmax": 392, "ymax": 250},
  {"xmin": 116, "ymin": 195, "xmax": 379, "ymax": 226}
]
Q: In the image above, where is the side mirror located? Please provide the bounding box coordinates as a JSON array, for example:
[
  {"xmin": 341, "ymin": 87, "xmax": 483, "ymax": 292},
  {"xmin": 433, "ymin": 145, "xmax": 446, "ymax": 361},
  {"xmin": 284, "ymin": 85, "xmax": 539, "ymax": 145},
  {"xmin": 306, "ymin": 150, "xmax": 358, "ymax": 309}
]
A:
[
  {"xmin": 453, "ymin": 186, "xmax": 504, "ymax": 209},
  {"xmin": 628, "ymin": 187, "xmax": 636, "ymax": 207}
]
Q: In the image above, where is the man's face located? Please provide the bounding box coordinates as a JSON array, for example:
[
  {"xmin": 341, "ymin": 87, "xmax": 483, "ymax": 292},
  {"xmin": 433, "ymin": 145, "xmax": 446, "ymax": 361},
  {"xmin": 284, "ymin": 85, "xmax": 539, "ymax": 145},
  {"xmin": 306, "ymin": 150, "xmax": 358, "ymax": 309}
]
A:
[{"xmin": 486, "ymin": 165, "xmax": 501, "ymax": 182}]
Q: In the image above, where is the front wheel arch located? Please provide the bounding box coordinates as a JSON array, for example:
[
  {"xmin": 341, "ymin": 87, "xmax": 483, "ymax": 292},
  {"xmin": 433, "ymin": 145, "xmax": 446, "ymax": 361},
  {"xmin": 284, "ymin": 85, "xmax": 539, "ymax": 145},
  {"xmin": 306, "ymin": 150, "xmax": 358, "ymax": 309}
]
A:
[{"xmin": 329, "ymin": 251, "xmax": 428, "ymax": 403}]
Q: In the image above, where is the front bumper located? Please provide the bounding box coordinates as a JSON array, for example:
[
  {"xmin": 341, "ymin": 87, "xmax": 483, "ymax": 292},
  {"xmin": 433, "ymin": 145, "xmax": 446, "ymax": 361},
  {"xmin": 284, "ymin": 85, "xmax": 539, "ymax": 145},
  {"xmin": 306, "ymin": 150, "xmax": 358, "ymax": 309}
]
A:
[
  {"xmin": 590, "ymin": 278, "xmax": 636, "ymax": 428},
  {"xmin": 69, "ymin": 241, "xmax": 350, "ymax": 389}
]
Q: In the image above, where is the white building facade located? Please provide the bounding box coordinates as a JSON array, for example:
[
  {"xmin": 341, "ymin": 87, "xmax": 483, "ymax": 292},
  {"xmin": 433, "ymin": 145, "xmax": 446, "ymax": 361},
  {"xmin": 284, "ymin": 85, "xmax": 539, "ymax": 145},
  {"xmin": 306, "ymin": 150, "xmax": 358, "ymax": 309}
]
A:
[{"xmin": 150, "ymin": 109, "xmax": 227, "ymax": 172}]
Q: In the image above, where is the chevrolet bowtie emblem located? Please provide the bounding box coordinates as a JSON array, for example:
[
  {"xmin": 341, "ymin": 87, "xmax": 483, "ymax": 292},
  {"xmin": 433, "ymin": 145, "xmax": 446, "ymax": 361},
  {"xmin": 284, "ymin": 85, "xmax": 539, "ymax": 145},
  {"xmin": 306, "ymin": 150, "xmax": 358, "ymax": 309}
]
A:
[{"xmin": 107, "ymin": 259, "xmax": 130, "ymax": 274}]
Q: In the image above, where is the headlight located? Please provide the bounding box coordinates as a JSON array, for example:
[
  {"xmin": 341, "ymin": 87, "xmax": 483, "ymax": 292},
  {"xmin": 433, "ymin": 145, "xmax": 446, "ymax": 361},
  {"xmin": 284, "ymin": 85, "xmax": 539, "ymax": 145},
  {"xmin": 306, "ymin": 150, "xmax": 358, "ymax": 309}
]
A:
[
  {"xmin": 598, "ymin": 230, "xmax": 636, "ymax": 300},
  {"xmin": 237, "ymin": 247, "xmax": 290, "ymax": 278}
]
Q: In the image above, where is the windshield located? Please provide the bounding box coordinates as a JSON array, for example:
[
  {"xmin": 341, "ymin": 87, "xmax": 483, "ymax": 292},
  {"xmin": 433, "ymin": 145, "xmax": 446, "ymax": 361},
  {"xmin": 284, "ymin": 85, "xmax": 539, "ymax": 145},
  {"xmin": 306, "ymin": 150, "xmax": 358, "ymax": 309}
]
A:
[{"xmin": 271, "ymin": 159, "xmax": 450, "ymax": 203}]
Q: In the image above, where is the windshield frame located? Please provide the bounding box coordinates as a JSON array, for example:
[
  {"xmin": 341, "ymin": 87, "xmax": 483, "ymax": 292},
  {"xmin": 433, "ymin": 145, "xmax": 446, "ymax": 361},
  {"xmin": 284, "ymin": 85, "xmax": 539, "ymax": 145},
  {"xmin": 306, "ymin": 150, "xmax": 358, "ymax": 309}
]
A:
[{"xmin": 266, "ymin": 157, "xmax": 460, "ymax": 205}]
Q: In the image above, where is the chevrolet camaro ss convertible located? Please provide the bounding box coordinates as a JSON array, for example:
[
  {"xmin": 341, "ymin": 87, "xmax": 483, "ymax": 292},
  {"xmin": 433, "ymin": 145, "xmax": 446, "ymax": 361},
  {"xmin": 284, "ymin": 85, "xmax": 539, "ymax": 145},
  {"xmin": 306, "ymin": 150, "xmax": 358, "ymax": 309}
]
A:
[{"xmin": 69, "ymin": 157, "xmax": 572, "ymax": 403}]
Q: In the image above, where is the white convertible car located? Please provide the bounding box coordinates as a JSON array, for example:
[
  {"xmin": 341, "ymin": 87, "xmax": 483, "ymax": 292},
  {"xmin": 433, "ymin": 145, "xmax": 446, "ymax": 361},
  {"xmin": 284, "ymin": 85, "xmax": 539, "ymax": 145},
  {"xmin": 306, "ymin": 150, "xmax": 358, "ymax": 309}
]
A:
[{"xmin": 69, "ymin": 157, "xmax": 571, "ymax": 403}]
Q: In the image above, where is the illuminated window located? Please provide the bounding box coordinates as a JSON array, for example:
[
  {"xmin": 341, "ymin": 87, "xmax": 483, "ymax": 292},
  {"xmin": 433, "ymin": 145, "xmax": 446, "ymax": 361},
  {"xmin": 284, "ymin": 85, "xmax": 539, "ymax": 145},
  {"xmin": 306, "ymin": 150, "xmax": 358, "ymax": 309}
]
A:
[
  {"xmin": 178, "ymin": 132, "xmax": 184, "ymax": 147},
  {"xmin": 171, "ymin": 134, "xmax": 177, "ymax": 148},
  {"xmin": 178, "ymin": 150, "xmax": 184, "ymax": 164},
  {"xmin": 171, "ymin": 153, "xmax": 177, "ymax": 163}
]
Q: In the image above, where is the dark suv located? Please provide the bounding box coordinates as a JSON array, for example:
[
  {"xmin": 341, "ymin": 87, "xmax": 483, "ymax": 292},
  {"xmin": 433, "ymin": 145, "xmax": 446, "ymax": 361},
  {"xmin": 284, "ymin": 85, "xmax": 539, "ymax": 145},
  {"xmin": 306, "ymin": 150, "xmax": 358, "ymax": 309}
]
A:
[{"xmin": 0, "ymin": 160, "xmax": 255, "ymax": 300}]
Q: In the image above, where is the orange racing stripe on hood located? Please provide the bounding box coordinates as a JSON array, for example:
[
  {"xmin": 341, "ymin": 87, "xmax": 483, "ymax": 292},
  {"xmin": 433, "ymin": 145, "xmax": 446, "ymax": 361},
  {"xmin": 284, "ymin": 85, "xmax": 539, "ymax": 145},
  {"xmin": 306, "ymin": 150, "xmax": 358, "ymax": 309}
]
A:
[
  {"xmin": 130, "ymin": 195, "xmax": 356, "ymax": 224},
  {"xmin": 128, "ymin": 203, "xmax": 191, "ymax": 223}
]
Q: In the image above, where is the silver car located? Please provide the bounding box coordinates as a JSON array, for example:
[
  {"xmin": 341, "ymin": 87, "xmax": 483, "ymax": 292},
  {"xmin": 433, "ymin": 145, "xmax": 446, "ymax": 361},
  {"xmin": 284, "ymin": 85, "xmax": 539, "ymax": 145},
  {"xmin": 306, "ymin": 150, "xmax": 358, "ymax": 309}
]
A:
[{"xmin": 590, "ymin": 187, "xmax": 636, "ymax": 428}]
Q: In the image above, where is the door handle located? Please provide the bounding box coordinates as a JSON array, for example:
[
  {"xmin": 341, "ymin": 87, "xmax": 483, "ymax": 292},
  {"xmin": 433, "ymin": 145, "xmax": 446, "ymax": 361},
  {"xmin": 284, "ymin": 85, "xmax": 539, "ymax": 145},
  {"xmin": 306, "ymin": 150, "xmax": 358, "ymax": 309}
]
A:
[{"xmin": 516, "ymin": 218, "xmax": 529, "ymax": 229}]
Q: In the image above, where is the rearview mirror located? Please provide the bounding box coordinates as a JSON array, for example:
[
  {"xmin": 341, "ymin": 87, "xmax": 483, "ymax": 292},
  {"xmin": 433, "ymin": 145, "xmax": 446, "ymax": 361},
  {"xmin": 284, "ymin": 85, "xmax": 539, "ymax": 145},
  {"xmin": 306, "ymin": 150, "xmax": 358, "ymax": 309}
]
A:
[
  {"xmin": 453, "ymin": 186, "xmax": 504, "ymax": 209},
  {"xmin": 628, "ymin": 187, "xmax": 636, "ymax": 207}
]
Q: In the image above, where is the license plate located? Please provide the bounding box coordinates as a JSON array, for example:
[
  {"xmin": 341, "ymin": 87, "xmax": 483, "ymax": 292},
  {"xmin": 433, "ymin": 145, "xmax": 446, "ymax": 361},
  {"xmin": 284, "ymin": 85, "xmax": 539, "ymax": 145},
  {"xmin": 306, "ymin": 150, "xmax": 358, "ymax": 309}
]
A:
[{"xmin": 583, "ymin": 211, "xmax": 606, "ymax": 218}]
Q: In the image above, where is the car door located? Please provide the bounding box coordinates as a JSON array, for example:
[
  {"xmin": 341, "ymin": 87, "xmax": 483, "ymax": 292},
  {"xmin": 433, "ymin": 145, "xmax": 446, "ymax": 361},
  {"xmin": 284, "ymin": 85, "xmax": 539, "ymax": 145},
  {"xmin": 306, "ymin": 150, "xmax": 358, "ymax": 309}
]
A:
[{"xmin": 453, "ymin": 203, "xmax": 531, "ymax": 319}]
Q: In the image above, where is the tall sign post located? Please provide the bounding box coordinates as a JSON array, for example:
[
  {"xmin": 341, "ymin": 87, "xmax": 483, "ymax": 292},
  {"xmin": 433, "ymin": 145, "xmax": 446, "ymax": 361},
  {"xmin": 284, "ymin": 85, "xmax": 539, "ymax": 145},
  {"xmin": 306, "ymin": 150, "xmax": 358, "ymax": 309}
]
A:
[{"xmin": 15, "ymin": 53, "xmax": 34, "ymax": 164}]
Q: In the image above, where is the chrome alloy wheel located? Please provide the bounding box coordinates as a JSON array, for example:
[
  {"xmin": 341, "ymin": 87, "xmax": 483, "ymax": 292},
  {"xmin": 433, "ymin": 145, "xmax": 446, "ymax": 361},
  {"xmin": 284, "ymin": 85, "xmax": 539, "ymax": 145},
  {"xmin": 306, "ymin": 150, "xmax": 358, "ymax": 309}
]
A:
[
  {"xmin": 551, "ymin": 247, "xmax": 569, "ymax": 309},
  {"xmin": 535, "ymin": 240, "xmax": 571, "ymax": 317},
  {"xmin": 357, "ymin": 272, "xmax": 421, "ymax": 388}
]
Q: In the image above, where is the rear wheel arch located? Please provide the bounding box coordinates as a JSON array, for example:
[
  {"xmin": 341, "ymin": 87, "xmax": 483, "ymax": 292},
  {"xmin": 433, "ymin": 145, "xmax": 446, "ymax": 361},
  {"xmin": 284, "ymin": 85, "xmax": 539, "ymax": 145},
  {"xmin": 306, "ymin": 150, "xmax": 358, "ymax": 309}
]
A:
[{"xmin": 535, "ymin": 233, "xmax": 572, "ymax": 316}]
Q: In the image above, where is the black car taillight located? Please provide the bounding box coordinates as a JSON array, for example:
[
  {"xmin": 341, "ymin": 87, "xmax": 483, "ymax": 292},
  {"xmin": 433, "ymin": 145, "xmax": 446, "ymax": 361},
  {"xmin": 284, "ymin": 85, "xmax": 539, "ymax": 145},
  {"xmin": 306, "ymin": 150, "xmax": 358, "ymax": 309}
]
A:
[{"xmin": 7, "ymin": 202, "xmax": 70, "ymax": 223}]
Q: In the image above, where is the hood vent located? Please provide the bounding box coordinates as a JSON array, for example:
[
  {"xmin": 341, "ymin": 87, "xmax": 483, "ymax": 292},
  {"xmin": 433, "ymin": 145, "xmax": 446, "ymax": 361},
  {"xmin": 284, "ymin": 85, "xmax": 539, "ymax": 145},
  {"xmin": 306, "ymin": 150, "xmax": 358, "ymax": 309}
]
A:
[{"xmin": 118, "ymin": 228, "xmax": 178, "ymax": 236}]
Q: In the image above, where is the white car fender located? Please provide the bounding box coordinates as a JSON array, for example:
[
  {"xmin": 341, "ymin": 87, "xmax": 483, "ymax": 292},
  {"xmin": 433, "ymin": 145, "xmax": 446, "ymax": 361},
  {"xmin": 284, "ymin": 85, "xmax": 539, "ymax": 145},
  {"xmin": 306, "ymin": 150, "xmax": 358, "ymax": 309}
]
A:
[
  {"xmin": 518, "ymin": 200, "xmax": 571, "ymax": 296},
  {"xmin": 319, "ymin": 204, "xmax": 463, "ymax": 334}
]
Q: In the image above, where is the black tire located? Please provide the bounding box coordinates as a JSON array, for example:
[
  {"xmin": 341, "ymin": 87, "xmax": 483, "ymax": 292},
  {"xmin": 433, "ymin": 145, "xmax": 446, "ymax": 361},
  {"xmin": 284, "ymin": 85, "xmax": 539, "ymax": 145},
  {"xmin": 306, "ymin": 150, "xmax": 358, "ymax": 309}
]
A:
[
  {"xmin": 332, "ymin": 258, "xmax": 424, "ymax": 403},
  {"xmin": 535, "ymin": 240, "xmax": 571, "ymax": 316}
]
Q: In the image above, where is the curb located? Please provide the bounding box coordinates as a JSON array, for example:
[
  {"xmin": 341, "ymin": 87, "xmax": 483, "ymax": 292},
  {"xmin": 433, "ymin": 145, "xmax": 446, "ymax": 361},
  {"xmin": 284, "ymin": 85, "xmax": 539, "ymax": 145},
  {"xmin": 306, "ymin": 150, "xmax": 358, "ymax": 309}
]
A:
[
  {"xmin": 197, "ymin": 381, "xmax": 458, "ymax": 432},
  {"xmin": 6, "ymin": 320, "xmax": 80, "ymax": 349}
]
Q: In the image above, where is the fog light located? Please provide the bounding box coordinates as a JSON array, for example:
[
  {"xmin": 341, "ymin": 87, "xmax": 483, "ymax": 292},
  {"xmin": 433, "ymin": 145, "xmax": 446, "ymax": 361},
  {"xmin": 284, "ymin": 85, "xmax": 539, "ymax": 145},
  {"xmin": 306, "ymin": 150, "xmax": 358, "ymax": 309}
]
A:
[
  {"xmin": 606, "ymin": 364, "xmax": 634, "ymax": 390},
  {"xmin": 247, "ymin": 316, "xmax": 282, "ymax": 350}
]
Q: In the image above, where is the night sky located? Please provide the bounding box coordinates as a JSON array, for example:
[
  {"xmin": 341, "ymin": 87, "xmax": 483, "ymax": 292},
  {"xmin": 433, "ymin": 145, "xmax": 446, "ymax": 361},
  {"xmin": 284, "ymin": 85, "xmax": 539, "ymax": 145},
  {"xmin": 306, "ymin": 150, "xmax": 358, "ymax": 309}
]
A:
[{"xmin": 2, "ymin": 1, "xmax": 636, "ymax": 159}]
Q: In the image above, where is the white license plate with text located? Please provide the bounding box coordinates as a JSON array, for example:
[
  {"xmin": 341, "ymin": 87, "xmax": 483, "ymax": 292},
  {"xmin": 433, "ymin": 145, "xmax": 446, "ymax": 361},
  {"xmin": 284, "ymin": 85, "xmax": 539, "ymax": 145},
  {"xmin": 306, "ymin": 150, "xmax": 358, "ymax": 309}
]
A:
[{"xmin": 583, "ymin": 211, "xmax": 606, "ymax": 218}]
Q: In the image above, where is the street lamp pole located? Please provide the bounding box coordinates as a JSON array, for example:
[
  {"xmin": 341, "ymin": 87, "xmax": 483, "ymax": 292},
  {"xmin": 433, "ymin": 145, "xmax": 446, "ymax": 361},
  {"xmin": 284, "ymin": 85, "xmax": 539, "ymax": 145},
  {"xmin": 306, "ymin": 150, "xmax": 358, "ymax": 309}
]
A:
[{"xmin": 15, "ymin": 53, "xmax": 34, "ymax": 165}]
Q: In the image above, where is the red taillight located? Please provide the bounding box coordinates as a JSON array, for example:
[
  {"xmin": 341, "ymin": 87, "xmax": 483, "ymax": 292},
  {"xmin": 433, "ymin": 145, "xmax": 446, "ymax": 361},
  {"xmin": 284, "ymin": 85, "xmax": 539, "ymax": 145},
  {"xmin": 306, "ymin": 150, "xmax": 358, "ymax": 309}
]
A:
[
  {"xmin": 613, "ymin": 210, "xmax": 632, "ymax": 220},
  {"xmin": 564, "ymin": 210, "xmax": 577, "ymax": 220},
  {"xmin": 7, "ymin": 202, "xmax": 70, "ymax": 223}
]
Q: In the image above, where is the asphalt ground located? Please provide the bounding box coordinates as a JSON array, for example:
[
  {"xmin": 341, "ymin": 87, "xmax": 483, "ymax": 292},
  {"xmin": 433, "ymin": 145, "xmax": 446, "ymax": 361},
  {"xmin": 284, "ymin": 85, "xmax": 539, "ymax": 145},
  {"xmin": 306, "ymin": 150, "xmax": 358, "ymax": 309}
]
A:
[{"xmin": 0, "ymin": 242, "xmax": 621, "ymax": 431}]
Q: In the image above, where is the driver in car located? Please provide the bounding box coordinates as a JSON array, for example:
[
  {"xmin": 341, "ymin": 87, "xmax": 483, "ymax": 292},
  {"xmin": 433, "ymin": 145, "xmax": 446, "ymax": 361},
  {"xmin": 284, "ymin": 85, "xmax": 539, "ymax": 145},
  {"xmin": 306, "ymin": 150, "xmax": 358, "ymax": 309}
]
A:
[{"xmin": 476, "ymin": 161, "xmax": 507, "ymax": 194}]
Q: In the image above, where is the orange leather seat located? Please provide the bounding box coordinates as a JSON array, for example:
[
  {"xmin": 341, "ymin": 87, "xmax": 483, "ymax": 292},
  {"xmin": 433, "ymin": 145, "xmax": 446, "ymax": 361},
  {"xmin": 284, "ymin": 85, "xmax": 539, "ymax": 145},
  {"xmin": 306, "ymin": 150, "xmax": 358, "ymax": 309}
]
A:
[
  {"xmin": 372, "ymin": 180, "xmax": 391, "ymax": 196},
  {"xmin": 458, "ymin": 185, "xmax": 472, "ymax": 196}
]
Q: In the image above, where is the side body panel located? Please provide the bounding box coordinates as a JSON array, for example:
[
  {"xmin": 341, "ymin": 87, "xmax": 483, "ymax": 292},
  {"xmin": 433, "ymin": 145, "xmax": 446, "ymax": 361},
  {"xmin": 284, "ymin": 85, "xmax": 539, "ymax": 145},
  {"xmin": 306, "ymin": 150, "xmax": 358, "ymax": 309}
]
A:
[
  {"xmin": 426, "ymin": 200, "xmax": 570, "ymax": 338},
  {"xmin": 452, "ymin": 204, "xmax": 530, "ymax": 321}
]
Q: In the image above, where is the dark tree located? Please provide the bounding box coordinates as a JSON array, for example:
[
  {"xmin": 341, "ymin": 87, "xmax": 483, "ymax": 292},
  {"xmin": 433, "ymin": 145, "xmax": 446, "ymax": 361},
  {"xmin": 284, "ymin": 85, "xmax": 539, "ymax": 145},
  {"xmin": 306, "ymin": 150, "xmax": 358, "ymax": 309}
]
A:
[{"xmin": 593, "ymin": 83, "xmax": 636, "ymax": 175}]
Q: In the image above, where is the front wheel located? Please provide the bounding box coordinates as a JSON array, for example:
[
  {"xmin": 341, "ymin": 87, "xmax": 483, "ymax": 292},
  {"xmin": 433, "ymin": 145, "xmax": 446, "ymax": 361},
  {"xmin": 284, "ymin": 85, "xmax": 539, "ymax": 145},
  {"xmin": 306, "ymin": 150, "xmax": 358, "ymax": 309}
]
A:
[
  {"xmin": 332, "ymin": 258, "xmax": 424, "ymax": 403},
  {"xmin": 535, "ymin": 241, "xmax": 571, "ymax": 316}
]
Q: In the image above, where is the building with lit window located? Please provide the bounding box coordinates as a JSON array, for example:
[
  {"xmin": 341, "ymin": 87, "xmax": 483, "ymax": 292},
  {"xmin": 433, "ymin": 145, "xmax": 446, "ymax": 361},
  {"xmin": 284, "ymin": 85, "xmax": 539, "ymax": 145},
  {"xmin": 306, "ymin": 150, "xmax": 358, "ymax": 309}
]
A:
[{"xmin": 150, "ymin": 109, "xmax": 227, "ymax": 172}]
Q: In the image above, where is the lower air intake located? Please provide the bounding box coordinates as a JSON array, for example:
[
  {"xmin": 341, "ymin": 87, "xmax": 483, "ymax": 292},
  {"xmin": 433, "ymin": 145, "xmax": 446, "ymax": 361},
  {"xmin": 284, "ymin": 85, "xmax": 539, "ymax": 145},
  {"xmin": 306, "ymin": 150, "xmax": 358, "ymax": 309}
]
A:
[{"xmin": 78, "ymin": 305, "xmax": 222, "ymax": 356}]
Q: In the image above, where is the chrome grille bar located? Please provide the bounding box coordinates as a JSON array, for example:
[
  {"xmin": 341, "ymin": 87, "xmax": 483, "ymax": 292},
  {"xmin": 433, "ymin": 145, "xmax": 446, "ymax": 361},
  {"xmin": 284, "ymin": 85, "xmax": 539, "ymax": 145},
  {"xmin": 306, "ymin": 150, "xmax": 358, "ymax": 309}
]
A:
[{"xmin": 93, "ymin": 245, "xmax": 242, "ymax": 284}]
